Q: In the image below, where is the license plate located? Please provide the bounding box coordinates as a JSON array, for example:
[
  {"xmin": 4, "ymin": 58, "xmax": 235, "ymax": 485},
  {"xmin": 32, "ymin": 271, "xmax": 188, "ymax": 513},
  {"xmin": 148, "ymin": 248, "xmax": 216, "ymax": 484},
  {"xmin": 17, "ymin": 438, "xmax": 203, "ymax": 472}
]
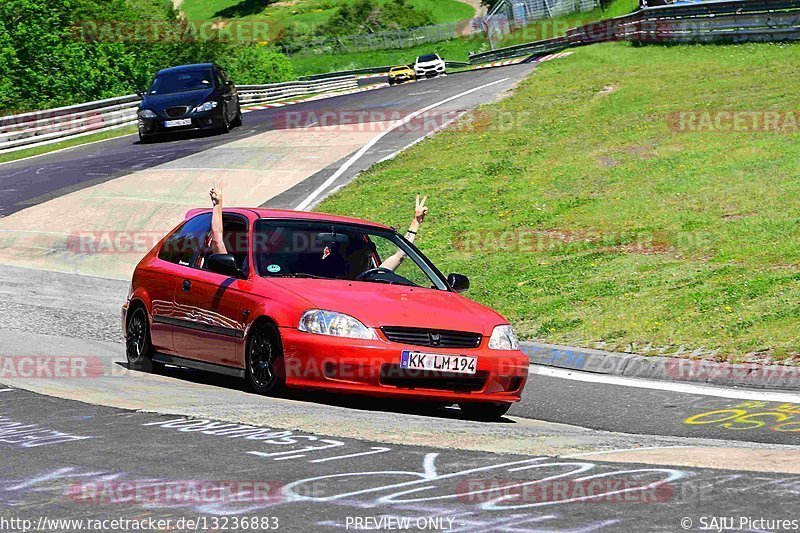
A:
[
  {"xmin": 400, "ymin": 351, "xmax": 477, "ymax": 375},
  {"xmin": 164, "ymin": 119, "xmax": 192, "ymax": 128}
]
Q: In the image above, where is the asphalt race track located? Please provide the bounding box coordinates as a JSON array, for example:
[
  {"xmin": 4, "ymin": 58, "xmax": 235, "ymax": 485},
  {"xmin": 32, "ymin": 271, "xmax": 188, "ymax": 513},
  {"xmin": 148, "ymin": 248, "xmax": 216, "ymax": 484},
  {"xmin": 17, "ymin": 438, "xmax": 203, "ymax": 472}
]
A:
[
  {"xmin": 2, "ymin": 388, "xmax": 797, "ymax": 532},
  {"xmin": 0, "ymin": 62, "xmax": 799, "ymax": 532},
  {"xmin": 0, "ymin": 67, "xmax": 522, "ymax": 218}
]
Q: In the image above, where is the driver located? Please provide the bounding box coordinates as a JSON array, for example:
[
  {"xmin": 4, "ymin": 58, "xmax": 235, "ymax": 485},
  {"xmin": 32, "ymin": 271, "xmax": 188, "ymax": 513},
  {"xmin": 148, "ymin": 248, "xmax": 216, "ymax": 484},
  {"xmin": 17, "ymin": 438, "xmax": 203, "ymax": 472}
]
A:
[{"xmin": 207, "ymin": 182, "xmax": 429, "ymax": 274}]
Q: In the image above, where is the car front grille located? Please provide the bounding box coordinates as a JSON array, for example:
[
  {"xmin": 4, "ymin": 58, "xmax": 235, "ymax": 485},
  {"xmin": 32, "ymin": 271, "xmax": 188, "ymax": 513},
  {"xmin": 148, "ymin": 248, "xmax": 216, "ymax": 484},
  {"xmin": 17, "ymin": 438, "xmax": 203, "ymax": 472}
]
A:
[
  {"xmin": 380, "ymin": 364, "xmax": 487, "ymax": 392},
  {"xmin": 381, "ymin": 327, "xmax": 482, "ymax": 349},
  {"xmin": 165, "ymin": 106, "xmax": 189, "ymax": 118}
]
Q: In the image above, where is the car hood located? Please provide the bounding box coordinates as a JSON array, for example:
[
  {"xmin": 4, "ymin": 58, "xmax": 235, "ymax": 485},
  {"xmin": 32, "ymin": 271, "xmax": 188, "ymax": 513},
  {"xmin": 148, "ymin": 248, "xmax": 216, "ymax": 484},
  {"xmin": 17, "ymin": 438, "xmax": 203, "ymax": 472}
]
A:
[
  {"xmin": 141, "ymin": 88, "xmax": 215, "ymax": 110},
  {"xmin": 267, "ymin": 278, "xmax": 505, "ymax": 335},
  {"xmin": 416, "ymin": 60, "xmax": 443, "ymax": 67}
]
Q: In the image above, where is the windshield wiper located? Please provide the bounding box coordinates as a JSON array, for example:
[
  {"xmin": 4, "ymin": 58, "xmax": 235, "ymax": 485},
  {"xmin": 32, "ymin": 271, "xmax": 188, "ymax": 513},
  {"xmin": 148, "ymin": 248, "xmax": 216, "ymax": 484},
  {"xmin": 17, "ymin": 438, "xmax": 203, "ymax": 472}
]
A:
[
  {"xmin": 270, "ymin": 273, "xmax": 328, "ymax": 279},
  {"xmin": 359, "ymin": 278, "xmax": 417, "ymax": 287}
]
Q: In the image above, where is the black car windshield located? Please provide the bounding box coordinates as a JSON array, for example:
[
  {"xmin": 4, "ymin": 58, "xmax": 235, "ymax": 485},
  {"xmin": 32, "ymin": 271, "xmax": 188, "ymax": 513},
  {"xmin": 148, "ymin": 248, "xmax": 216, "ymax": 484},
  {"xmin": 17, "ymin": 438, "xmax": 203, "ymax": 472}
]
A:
[
  {"xmin": 418, "ymin": 54, "xmax": 439, "ymax": 62},
  {"xmin": 149, "ymin": 70, "xmax": 214, "ymax": 95},
  {"xmin": 253, "ymin": 220, "xmax": 449, "ymax": 290}
]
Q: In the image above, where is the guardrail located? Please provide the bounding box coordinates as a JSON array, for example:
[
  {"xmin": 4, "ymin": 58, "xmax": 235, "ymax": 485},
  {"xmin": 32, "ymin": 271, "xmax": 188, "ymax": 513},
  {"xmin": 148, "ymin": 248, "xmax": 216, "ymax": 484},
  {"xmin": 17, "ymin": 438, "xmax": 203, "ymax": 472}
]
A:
[
  {"xmin": 299, "ymin": 62, "xmax": 472, "ymax": 81},
  {"xmin": 469, "ymin": 0, "xmax": 800, "ymax": 64},
  {"xmin": 0, "ymin": 76, "xmax": 359, "ymax": 154},
  {"xmin": 237, "ymin": 76, "xmax": 357, "ymax": 105}
]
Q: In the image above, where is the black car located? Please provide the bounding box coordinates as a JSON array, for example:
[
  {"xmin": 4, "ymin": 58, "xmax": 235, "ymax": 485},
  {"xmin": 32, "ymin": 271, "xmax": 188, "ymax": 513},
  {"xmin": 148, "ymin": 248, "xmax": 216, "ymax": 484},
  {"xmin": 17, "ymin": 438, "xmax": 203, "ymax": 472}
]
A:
[{"xmin": 137, "ymin": 63, "xmax": 242, "ymax": 142}]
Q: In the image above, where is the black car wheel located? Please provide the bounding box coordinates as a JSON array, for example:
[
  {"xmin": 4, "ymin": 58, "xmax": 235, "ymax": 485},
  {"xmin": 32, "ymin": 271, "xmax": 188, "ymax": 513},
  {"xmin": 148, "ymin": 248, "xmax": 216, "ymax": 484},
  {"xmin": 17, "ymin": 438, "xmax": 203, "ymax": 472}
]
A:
[
  {"xmin": 126, "ymin": 307, "xmax": 159, "ymax": 372},
  {"xmin": 459, "ymin": 402, "xmax": 512, "ymax": 421},
  {"xmin": 246, "ymin": 322, "xmax": 284, "ymax": 395},
  {"xmin": 231, "ymin": 107, "xmax": 243, "ymax": 127},
  {"xmin": 138, "ymin": 132, "xmax": 152, "ymax": 144},
  {"xmin": 219, "ymin": 105, "xmax": 231, "ymax": 133}
]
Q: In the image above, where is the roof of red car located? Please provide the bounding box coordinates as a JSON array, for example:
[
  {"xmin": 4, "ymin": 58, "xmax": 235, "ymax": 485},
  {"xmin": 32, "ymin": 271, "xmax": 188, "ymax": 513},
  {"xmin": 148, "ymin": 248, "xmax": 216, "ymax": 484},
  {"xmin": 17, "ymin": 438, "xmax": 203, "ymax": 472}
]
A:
[{"xmin": 184, "ymin": 207, "xmax": 392, "ymax": 230}]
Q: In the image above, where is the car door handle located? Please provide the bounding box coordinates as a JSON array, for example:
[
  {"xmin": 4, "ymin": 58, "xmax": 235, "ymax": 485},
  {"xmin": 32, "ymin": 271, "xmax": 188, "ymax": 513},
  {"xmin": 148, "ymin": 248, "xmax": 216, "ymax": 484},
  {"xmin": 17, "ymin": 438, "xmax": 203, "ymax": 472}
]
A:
[{"xmin": 182, "ymin": 280, "xmax": 192, "ymax": 292}]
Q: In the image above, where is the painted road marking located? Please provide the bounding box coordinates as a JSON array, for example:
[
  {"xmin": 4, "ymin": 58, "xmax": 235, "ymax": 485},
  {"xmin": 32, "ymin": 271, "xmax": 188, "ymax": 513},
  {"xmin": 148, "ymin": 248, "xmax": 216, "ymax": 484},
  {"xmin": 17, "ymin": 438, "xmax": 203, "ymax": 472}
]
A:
[
  {"xmin": 310, "ymin": 447, "xmax": 392, "ymax": 463},
  {"xmin": 0, "ymin": 84, "xmax": 389, "ymax": 167},
  {"xmin": 533, "ymin": 365, "xmax": 800, "ymax": 403},
  {"xmin": 376, "ymin": 111, "xmax": 467, "ymax": 165},
  {"xmin": 294, "ymin": 77, "xmax": 510, "ymax": 210},
  {"xmin": 0, "ymin": 120, "xmax": 385, "ymax": 278},
  {"xmin": 0, "ymin": 133, "xmax": 137, "ymax": 167},
  {"xmin": 0, "ymin": 388, "xmax": 14, "ymax": 392}
]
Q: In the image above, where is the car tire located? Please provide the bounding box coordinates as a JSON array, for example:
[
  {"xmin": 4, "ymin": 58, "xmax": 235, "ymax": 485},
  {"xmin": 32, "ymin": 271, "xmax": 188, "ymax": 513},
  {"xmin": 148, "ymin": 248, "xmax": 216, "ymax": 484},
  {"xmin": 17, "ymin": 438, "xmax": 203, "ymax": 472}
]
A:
[
  {"xmin": 458, "ymin": 402, "xmax": 512, "ymax": 421},
  {"xmin": 138, "ymin": 132, "xmax": 151, "ymax": 144},
  {"xmin": 246, "ymin": 322, "xmax": 285, "ymax": 395},
  {"xmin": 126, "ymin": 307, "xmax": 158, "ymax": 373},
  {"xmin": 219, "ymin": 106, "xmax": 231, "ymax": 133},
  {"xmin": 231, "ymin": 107, "xmax": 243, "ymax": 127}
]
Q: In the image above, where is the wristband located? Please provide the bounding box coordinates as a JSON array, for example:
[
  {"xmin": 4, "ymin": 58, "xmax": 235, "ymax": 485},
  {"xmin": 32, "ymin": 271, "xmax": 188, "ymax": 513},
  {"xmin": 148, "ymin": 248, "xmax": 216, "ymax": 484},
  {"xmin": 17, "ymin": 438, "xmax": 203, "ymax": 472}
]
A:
[{"xmin": 407, "ymin": 230, "xmax": 417, "ymax": 235}]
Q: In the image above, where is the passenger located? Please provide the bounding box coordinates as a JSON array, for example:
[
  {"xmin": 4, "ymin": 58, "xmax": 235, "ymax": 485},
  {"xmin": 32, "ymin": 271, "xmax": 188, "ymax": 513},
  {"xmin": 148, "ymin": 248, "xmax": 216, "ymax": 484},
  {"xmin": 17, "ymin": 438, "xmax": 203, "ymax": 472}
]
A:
[
  {"xmin": 208, "ymin": 183, "xmax": 428, "ymax": 274},
  {"xmin": 209, "ymin": 181, "xmax": 227, "ymax": 255},
  {"xmin": 380, "ymin": 195, "xmax": 427, "ymax": 272}
]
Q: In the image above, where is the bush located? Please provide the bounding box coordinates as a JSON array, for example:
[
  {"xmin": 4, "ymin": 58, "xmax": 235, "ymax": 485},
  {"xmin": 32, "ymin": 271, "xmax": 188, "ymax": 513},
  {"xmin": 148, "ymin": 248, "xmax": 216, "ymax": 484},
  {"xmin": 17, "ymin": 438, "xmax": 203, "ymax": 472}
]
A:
[
  {"xmin": 0, "ymin": 0, "xmax": 295, "ymax": 113},
  {"xmin": 219, "ymin": 44, "xmax": 295, "ymax": 85},
  {"xmin": 319, "ymin": 0, "xmax": 434, "ymax": 37},
  {"xmin": 0, "ymin": 20, "xmax": 18, "ymax": 109}
]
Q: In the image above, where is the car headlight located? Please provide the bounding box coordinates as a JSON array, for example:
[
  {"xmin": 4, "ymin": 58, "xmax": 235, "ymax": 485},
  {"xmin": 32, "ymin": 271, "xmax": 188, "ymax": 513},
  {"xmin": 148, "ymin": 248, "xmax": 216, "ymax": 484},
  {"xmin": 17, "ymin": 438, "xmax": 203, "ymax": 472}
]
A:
[
  {"xmin": 138, "ymin": 109, "xmax": 157, "ymax": 119},
  {"xmin": 488, "ymin": 325, "xmax": 520, "ymax": 350},
  {"xmin": 298, "ymin": 309, "xmax": 377, "ymax": 340},
  {"xmin": 192, "ymin": 101, "xmax": 218, "ymax": 113}
]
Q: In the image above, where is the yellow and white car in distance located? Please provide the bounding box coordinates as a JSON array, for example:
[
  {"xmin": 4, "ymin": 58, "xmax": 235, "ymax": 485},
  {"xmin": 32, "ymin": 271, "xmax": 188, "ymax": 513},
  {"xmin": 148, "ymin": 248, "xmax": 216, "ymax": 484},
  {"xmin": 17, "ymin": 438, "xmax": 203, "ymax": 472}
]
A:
[{"xmin": 388, "ymin": 65, "xmax": 416, "ymax": 85}]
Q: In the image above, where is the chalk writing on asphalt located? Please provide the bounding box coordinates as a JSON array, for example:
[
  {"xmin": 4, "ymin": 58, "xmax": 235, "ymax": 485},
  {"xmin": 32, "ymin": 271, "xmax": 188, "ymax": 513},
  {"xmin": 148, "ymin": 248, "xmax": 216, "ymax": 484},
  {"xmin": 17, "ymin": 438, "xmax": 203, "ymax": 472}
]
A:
[
  {"xmin": 684, "ymin": 401, "xmax": 800, "ymax": 432},
  {"xmin": 0, "ymin": 415, "xmax": 94, "ymax": 448}
]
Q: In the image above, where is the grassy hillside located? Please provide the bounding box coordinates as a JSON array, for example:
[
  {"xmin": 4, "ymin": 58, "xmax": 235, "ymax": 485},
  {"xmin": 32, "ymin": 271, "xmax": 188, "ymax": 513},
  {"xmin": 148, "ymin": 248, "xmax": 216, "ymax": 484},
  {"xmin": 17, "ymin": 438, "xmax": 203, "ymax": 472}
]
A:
[
  {"xmin": 319, "ymin": 41, "xmax": 800, "ymax": 364},
  {"xmin": 290, "ymin": 0, "xmax": 639, "ymax": 76},
  {"xmin": 179, "ymin": 0, "xmax": 475, "ymax": 27}
]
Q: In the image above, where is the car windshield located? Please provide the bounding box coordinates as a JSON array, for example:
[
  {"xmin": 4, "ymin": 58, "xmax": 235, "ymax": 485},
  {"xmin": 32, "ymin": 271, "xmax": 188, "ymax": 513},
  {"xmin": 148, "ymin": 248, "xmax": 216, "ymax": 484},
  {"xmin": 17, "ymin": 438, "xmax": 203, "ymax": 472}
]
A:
[
  {"xmin": 390, "ymin": 67, "xmax": 407, "ymax": 72},
  {"xmin": 149, "ymin": 70, "xmax": 214, "ymax": 95},
  {"xmin": 418, "ymin": 54, "xmax": 439, "ymax": 62},
  {"xmin": 253, "ymin": 220, "xmax": 449, "ymax": 290}
]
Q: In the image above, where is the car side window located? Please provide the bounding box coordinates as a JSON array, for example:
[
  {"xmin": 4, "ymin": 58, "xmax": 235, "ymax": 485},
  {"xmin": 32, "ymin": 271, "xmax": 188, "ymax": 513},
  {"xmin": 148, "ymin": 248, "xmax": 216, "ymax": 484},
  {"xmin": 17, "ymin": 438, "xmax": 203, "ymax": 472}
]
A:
[
  {"xmin": 197, "ymin": 216, "xmax": 249, "ymax": 272},
  {"xmin": 214, "ymin": 68, "xmax": 225, "ymax": 88},
  {"xmin": 158, "ymin": 214, "xmax": 212, "ymax": 266}
]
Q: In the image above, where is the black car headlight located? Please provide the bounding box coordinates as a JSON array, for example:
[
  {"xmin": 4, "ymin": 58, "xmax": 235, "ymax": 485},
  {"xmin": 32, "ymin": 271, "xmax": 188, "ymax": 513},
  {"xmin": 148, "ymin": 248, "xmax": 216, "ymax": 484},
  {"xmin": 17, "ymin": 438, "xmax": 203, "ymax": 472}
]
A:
[
  {"xmin": 138, "ymin": 109, "xmax": 157, "ymax": 119},
  {"xmin": 192, "ymin": 101, "xmax": 218, "ymax": 113}
]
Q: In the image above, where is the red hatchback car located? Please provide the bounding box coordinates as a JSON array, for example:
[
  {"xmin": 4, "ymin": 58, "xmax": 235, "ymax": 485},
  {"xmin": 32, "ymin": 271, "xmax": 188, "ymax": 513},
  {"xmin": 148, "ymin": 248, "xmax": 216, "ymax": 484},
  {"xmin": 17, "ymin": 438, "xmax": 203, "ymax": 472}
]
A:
[{"xmin": 122, "ymin": 208, "xmax": 529, "ymax": 420}]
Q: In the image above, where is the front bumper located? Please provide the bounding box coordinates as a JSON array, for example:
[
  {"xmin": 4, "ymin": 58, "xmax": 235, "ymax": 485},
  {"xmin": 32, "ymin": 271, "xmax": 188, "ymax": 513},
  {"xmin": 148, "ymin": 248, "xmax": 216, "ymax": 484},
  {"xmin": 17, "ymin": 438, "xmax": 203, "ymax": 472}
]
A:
[
  {"xmin": 138, "ymin": 108, "xmax": 225, "ymax": 136},
  {"xmin": 415, "ymin": 66, "xmax": 446, "ymax": 78},
  {"xmin": 389, "ymin": 74, "xmax": 413, "ymax": 83},
  {"xmin": 280, "ymin": 328, "xmax": 529, "ymax": 403},
  {"xmin": 121, "ymin": 303, "xmax": 129, "ymax": 338}
]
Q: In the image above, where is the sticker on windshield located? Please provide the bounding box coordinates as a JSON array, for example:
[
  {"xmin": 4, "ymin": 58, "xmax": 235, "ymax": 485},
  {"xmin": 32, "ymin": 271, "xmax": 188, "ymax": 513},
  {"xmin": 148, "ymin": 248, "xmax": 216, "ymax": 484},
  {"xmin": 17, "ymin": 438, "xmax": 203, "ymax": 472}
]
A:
[{"xmin": 267, "ymin": 264, "xmax": 281, "ymax": 273}]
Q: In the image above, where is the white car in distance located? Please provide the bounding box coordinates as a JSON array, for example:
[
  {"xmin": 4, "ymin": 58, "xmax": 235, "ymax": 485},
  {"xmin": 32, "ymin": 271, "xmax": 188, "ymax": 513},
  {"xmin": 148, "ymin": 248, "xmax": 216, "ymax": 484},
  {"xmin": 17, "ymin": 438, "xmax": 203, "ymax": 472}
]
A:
[{"xmin": 414, "ymin": 53, "xmax": 446, "ymax": 79}]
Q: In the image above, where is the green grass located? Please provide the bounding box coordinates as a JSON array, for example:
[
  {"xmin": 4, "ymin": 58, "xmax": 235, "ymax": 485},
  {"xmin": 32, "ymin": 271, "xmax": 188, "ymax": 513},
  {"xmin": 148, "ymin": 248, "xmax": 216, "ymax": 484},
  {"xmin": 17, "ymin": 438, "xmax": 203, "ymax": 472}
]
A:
[
  {"xmin": 0, "ymin": 126, "xmax": 138, "ymax": 164},
  {"xmin": 289, "ymin": 0, "xmax": 639, "ymax": 76},
  {"xmin": 179, "ymin": 0, "xmax": 475, "ymax": 28},
  {"xmin": 290, "ymin": 38, "xmax": 482, "ymax": 76},
  {"xmin": 318, "ymin": 41, "xmax": 800, "ymax": 363}
]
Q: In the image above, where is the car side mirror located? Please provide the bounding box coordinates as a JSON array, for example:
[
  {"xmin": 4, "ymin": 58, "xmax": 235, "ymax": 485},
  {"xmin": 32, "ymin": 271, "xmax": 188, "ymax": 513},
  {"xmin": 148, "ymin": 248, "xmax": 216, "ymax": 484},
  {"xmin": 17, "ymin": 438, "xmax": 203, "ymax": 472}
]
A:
[
  {"xmin": 447, "ymin": 273, "xmax": 469, "ymax": 293},
  {"xmin": 207, "ymin": 254, "xmax": 245, "ymax": 279},
  {"xmin": 136, "ymin": 90, "xmax": 145, "ymax": 99}
]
